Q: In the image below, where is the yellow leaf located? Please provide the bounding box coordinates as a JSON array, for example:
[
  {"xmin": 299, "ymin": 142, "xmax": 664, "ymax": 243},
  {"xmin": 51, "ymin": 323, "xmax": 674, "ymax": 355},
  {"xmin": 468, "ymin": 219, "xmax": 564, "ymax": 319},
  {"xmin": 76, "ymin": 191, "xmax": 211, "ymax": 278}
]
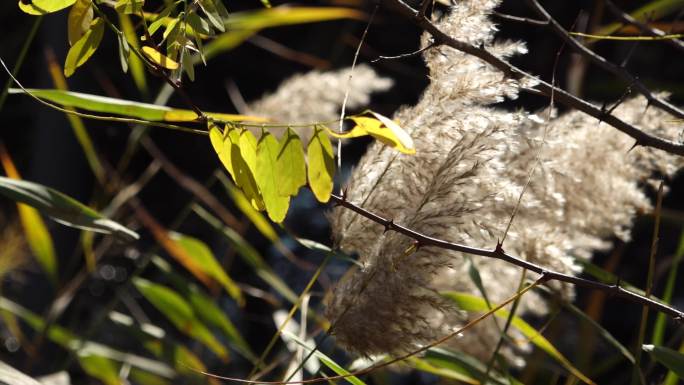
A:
[
  {"xmin": 18, "ymin": 0, "xmax": 75, "ymax": 15},
  {"xmin": 0, "ymin": 147, "xmax": 57, "ymax": 283},
  {"xmin": 64, "ymin": 17, "xmax": 104, "ymax": 77},
  {"xmin": 255, "ymin": 132, "xmax": 290, "ymax": 222},
  {"xmin": 234, "ymin": 129, "xmax": 265, "ymax": 211},
  {"xmin": 67, "ymin": 0, "xmax": 93, "ymax": 46},
  {"xmin": 141, "ymin": 46, "xmax": 179, "ymax": 70},
  {"xmin": 276, "ymin": 128, "xmax": 306, "ymax": 197},
  {"xmin": 307, "ymin": 127, "xmax": 335, "ymax": 203},
  {"xmin": 114, "ymin": 0, "xmax": 144, "ymax": 14},
  {"xmin": 209, "ymin": 124, "xmax": 237, "ymax": 181},
  {"xmin": 353, "ymin": 113, "xmax": 415, "ymax": 154}
]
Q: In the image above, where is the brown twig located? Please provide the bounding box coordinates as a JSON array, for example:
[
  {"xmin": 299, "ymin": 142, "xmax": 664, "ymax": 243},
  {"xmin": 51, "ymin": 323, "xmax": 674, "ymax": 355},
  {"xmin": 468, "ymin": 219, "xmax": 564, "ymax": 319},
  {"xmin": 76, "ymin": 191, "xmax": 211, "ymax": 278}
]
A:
[
  {"xmin": 525, "ymin": 0, "xmax": 684, "ymax": 121},
  {"xmin": 380, "ymin": 0, "xmax": 684, "ymax": 156},
  {"xmin": 329, "ymin": 193, "xmax": 684, "ymax": 322}
]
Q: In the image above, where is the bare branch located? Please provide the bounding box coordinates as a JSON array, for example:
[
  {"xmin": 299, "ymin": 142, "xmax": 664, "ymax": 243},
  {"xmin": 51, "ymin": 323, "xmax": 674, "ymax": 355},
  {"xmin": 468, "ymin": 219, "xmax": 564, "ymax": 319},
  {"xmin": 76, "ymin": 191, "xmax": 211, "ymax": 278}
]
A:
[
  {"xmin": 526, "ymin": 0, "xmax": 684, "ymax": 121},
  {"xmin": 329, "ymin": 193, "xmax": 684, "ymax": 322},
  {"xmin": 380, "ymin": 0, "xmax": 684, "ymax": 156},
  {"xmin": 604, "ymin": 0, "xmax": 684, "ymax": 53}
]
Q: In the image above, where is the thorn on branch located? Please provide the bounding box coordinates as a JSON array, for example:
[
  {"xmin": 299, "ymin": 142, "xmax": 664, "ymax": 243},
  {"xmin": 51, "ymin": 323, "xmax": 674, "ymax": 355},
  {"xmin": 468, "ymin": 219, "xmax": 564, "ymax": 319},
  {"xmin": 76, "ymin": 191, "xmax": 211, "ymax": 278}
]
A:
[{"xmin": 383, "ymin": 219, "xmax": 395, "ymax": 233}]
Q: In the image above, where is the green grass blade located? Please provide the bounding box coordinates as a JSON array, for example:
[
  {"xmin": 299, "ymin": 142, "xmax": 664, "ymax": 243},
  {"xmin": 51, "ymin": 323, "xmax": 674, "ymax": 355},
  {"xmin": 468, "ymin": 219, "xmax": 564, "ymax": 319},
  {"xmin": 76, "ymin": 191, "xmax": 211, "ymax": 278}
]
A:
[
  {"xmin": 8, "ymin": 88, "xmax": 264, "ymax": 123},
  {"xmin": 441, "ymin": 291, "xmax": 596, "ymax": 385},
  {"xmin": 643, "ymin": 344, "xmax": 684, "ymax": 379},
  {"xmin": 652, "ymin": 230, "xmax": 684, "ymax": 345}
]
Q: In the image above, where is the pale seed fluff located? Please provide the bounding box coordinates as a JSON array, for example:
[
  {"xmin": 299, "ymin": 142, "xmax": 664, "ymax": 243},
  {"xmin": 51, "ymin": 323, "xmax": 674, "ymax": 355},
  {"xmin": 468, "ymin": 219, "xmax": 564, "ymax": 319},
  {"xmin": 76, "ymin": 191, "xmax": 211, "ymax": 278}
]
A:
[
  {"xmin": 324, "ymin": 0, "xmax": 684, "ymax": 362},
  {"xmin": 246, "ymin": 65, "xmax": 393, "ymax": 142}
]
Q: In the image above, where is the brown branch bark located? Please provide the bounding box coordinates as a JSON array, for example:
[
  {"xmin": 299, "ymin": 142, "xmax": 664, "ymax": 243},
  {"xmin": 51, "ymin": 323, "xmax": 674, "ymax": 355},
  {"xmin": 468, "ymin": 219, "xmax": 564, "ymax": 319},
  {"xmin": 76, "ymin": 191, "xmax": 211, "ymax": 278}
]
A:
[
  {"xmin": 329, "ymin": 193, "xmax": 684, "ymax": 322},
  {"xmin": 381, "ymin": 0, "xmax": 684, "ymax": 156}
]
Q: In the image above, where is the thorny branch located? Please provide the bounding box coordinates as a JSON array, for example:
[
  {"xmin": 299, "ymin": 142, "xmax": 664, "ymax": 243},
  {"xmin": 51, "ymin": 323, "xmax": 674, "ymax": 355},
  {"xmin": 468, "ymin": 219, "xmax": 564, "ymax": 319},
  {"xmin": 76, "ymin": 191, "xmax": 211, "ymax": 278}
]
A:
[
  {"xmin": 604, "ymin": 0, "xmax": 684, "ymax": 53},
  {"xmin": 381, "ymin": 0, "xmax": 684, "ymax": 156},
  {"xmin": 525, "ymin": 0, "xmax": 684, "ymax": 120},
  {"xmin": 329, "ymin": 193, "xmax": 684, "ymax": 322}
]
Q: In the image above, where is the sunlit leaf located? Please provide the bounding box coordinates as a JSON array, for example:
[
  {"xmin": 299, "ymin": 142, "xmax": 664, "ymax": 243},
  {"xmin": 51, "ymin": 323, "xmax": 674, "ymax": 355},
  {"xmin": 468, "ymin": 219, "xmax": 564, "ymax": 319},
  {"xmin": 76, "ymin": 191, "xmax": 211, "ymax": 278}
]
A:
[
  {"xmin": 307, "ymin": 127, "xmax": 334, "ymax": 203},
  {"xmin": 0, "ymin": 361, "xmax": 43, "ymax": 385},
  {"xmin": 133, "ymin": 278, "xmax": 229, "ymax": 360},
  {"xmin": 181, "ymin": 49, "xmax": 194, "ymax": 81},
  {"xmin": 197, "ymin": 0, "xmax": 225, "ymax": 32},
  {"xmin": 78, "ymin": 354, "xmax": 122, "ymax": 385},
  {"xmin": 276, "ymin": 128, "xmax": 306, "ymax": 197},
  {"xmin": 117, "ymin": 33, "xmax": 130, "ymax": 73},
  {"xmin": 9, "ymin": 88, "xmax": 265, "ymax": 122},
  {"xmin": 442, "ymin": 292, "xmax": 595, "ymax": 385},
  {"xmin": 419, "ymin": 348, "xmax": 523, "ymax": 385},
  {"xmin": 168, "ymin": 231, "xmax": 243, "ymax": 305},
  {"xmin": 142, "ymin": 46, "xmax": 179, "ymax": 70},
  {"xmin": 237, "ymin": 129, "xmax": 266, "ymax": 211},
  {"xmin": 255, "ymin": 132, "xmax": 290, "ymax": 222},
  {"xmin": 64, "ymin": 17, "xmax": 104, "ymax": 77},
  {"xmin": 0, "ymin": 147, "xmax": 57, "ymax": 282},
  {"xmin": 186, "ymin": 288, "xmax": 255, "ymax": 360},
  {"xmin": 192, "ymin": 205, "xmax": 298, "ymax": 304},
  {"xmin": 210, "ymin": 124, "xmax": 236, "ymax": 180},
  {"xmin": 0, "ymin": 176, "xmax": 138, "ymax": 241},
  {"xmin": 129, "ymin": 369, "xmax": 171, "ymax": 385},
  {"xmin": 203, "ymin": 7, "xmax": 363, "ymax": 60},
  {"xmin": 226, "ymin": 7, "xmax": 364, "ymax": 30},
  {"xmin": 187, "ymin": 12, "xmax": 213, "ymax": 36},
  {"xmin": 119, "ymin": 13, "xmax": 148, "ymax": 95},
  {"xmin": 67, "ymin": 0, "xmax": 93, "ymax": 46},
  {"xmin": 18, "ymin": 0, "xmax": 75, "ymax": 15},
  {"xmin": 282, "ymin": 330, "xmax": 366, "ymax": 385},
  {"xmin": 0, "ymin": 297, "xmax": 174, "ymax": 377},
  {"xmin": 114, "ymin": 0, "xmax": 144, "ymax": 14},
  {"xmin": 218, "ymin": 174, "xmax": 278, "ymax": 242},
  {"xmin": 644, "ymin": 344, "xmax": 684, "ymax": 379},
  {"xmin": 349, "ymin": 115, "xmax": 415, "ymax": 154}
]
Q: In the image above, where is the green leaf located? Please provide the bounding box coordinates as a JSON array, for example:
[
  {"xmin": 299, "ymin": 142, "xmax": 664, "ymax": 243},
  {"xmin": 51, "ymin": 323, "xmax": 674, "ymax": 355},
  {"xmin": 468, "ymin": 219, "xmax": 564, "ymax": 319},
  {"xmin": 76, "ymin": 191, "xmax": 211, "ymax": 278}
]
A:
[
  {"xmin": 117, "ymin": 33, "xmax": 130, "ymax": 73},
  {"xmin": 237, "ymin": 129, "xmax": 266, "ymax": 211},
  {"xmin": 282, "ymin": 330, "xmax": 367, "ymax": 385},
  {"xmin": 276, "ymin": 128, "xmax": 307, "ymax": 197},
  {"xmin": 114, "ymin": 0, "xmax": 144, "ymax": 14},
  {"xmin": 226, "ymin": 7, "xmax": 364, "ymax": 30},
  {"xmin": 181, "ymin": 48, "xmax": 194, "ymax": 82},
  {"xmin": 185, "ymin": 288, "xmax": 255, "ymax": 360},
  {"xmin": 149, "ymin": 255, "xmax": 256, "ymax": 361},
  {"xmin": 644, "ymin": 344, "xmax": 684, "ymax": 379},
  {"xmin": 419, "ymin": 348, "xmax": 523, "ymax": 385},
  {"xmin": 64, "ymin": 17, "xmax": 104, "ymax": 77},
  {"xmin": 255, "ymin": 132, "xmax": 291, "ymax": 222},
  {"xmin": 142, "ymin": 46, "xmax": 179, "ymax": 70},
  {"xmin": 441, "ymin": 291, "xmax": 596, "ymax": 385},
  {"xmin": 18, "ymin": 0, "xmax": 75, "ymax": 15},
  {"xmin": 119, "ymin": 13, "xmax": 148, "ymax": 95},
  {"xmin": 133, "ymin": 278, "xmax": 229, "ymax": 360},
  {"xmin": 653, "ymin": 230, "xmax": 684, "ymax": 345},
  {"xmin": 0, "ymin": 176, "xmax": 138, "ymax": 241},
  {"xmin": 9, "ymin": 88, "xmax": 265, "ymax": 123},
  {"xmin": 17, "ymin": 204, "xmax": 57, "ymax": 282},
  {"xmin": 168, "ymin": 231, "xmax": 243, "ymax": 305},
  {"xmin": 197, "ymin": 0, "xmax": 225, "ymax": 32},
  {"xmin": 67, "ymin": 0, "xmax": 93, "ymax": 46},
  {"xmin": 210, "ymin": 125, "xmax": 237, "ymax": 181},
  {"xmin": 78, "ymin": 354, "xmax": 122, "ymax": 385},
  {"xmin": 187, "ymin": 12, "xmax": 213, "ymax": 36},
  {"xmin": 203, "ymin": 7, "xmax": 363, "ymax": 60},
  {"xmin": 218, "ymin": 174, "xmax": 278, "ymax": 242},
  {"xmin": 192, "ymin": 204, "xmax": 298, "ymax": 304},
  {"xmin": 307, "ymin": 127, "xmax": 335, "ymax": 203}
]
